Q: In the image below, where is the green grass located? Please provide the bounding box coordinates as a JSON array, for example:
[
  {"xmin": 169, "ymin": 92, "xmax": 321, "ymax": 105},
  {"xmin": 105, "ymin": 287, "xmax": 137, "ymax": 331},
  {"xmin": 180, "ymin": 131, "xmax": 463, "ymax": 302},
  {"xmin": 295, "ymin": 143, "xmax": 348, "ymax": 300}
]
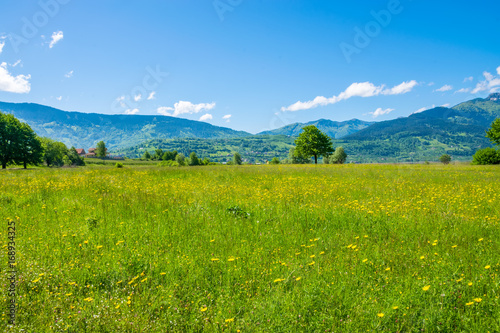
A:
[{"xmin": 1, "ymin": 164, "xmax": 499, "ymax": 332}]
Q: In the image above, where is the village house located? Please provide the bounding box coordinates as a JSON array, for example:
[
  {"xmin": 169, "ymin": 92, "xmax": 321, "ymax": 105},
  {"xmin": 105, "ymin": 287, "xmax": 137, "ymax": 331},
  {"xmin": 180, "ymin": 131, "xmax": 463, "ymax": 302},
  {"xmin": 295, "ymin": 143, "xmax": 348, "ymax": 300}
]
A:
[{"xmin": 75, "ymin": 148, "xmax": 86, "ymax": 156}]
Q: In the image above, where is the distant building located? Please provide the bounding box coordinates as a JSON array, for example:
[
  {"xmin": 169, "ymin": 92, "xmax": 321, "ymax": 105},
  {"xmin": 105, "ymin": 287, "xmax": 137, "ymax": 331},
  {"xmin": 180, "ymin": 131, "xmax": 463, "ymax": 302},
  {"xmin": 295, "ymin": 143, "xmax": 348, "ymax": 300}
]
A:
[{"xmin": 75, "ymin": 148, "xmax": 86, "ymax": 156}]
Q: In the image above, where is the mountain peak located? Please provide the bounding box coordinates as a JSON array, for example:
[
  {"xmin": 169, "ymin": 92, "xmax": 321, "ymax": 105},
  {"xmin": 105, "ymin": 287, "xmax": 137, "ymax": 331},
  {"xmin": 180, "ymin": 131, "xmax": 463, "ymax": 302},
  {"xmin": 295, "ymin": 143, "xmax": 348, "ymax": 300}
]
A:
[{"xmin": 487, "ymin": 93, "xmax": 500, "ymax": 102}]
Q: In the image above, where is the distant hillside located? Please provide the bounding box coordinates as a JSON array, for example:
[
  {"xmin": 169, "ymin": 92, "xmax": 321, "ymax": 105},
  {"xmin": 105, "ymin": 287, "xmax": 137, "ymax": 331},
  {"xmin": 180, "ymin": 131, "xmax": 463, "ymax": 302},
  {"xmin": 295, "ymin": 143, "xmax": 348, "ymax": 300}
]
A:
[
  {"xmin": 0, "ymin": 102, "xmax": 251, "ymax": 149},
  {"xmin": 342, "ymin": 94, "xmax": 500, "ymax": 161},
  {"xmin": 258, "ymin": 118, "xmax": 374, "ymax": 138}
]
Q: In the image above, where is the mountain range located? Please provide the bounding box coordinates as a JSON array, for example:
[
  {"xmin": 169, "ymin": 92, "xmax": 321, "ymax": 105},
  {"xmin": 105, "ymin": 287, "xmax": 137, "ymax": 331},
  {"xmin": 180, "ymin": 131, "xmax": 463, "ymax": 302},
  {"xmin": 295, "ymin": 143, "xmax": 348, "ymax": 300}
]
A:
[{"xmin": 1, "ymin": 94, "xmax": 499, "ymax": 162}]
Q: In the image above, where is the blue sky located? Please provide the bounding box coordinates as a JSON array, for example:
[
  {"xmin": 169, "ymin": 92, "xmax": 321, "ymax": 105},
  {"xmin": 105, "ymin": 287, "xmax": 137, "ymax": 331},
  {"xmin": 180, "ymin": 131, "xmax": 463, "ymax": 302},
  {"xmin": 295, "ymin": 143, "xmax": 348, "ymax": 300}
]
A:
[{"xmin": 1, "ymin": 0, "xmax": 499, "ymax": 134}]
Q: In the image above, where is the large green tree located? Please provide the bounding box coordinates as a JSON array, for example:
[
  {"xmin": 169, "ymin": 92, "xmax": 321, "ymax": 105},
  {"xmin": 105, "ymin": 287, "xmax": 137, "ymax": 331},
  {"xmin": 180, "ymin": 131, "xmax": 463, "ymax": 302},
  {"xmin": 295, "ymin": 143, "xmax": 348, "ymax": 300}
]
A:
[
  {"xmin": 189, "ymin": 152, "xmax": 200, "ymax": 166},
  {"xmin": 294, "ymin": 125, "xmax": 334, "ymax": 164},
  {"xmin": 96, "ymin": 141, "xmax": 107, "ymax": 158},
  {"xmin": 330, "ymin": 147, "xmax": 347, "ymax": 164},
  {"xmin": 233, "ymin": 152, "xmax": 242, "ymax": 165},
  {"xmin": 0, "ymin": 113, "xmax": 44, "ymax": 169},
  {"xmin": 41, "ymin": 137, "xmax": 68, "ymax": 167},
  {"xmin": 66, "ymin": 147, "xmax": 85, "ymax": 166},
  {"xmin": 288, "ymin": 147, "xmax": 310, "ymax": 164},
  {"xmin": 15, "ymin": 123, "xmax": 44, "ymax": 169},
  {"xmin": 486, "ymin": 118, "xmax": 500, "ymax": 146},
  {"xmin": 0, "ymin": 113, "xmax": 20, "ymax": 169}
]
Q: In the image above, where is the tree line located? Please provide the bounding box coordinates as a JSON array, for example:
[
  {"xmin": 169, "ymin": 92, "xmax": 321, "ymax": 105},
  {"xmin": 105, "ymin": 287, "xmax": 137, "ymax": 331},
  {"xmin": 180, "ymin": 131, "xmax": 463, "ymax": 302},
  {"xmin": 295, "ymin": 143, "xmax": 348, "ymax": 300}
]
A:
[{"xmin": 0, "ymin": 112, "xmax": 84, "ymax": 169}]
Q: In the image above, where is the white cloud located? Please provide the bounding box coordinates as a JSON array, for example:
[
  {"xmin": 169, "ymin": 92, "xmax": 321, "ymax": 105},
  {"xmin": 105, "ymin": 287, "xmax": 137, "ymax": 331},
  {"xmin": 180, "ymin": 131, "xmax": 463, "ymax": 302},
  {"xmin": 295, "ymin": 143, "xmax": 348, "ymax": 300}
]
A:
[
  {"xmin": 471, "ymin": 69, "xmax": 500, "ymax": 94},
  {"xmin": 413, "ymin": 105, "xmax": 435, "ymax": 114},
  {"xmin": 222, "ymin": 114, "xmax": 232, "ymax": 123},
  {"xmin": 147, "ymin": 91, "xmax": 156, "ymax": 100},
  {"xmin": 157, "ymin": 106, "xmax": 174, "ymax": 115},
  {"xmin": 12, "ymin": 60, "xmax": 21, "ymax": 67},
  {"xmin": 65, "ymin": 70, "xmax": 73, "ymax": 78},
  {"xmin": 456, "ymin": 88, "xmax": 470, "ymax": 94},
  {"xmin": 434, "ymin": 85, "xmax": 453, "ymax": 92},
  {"xmin": 464, "ymin": 76, "xmax": 473, "ymax": 83},
  {"xmin": 157, "ymin": 101, "xmax": 216, "ymax": 117},
  {"xmin": 382, "ymin": 81, "xmax": 418, "ymax": 95},
  {"xmin": 0, "ymin": 62, "xmax": 31, "ymax": 93},
  {"xmin": 199, "ymin": 114, "xmax": 213, "ymax": 121},
  {"xmin": 56, "ymin": 96, "xmax": 62, "ymax": 101},
  {"xmin": 0, "ymin": 41, "xmax": 4, "ymax": 54},
  {"xmin": 369, "ymin": 108, "xmax": 394, "ymax": 118},
  {"xmin": 281, "ymin": 80, "xmax": 418, "ymax": 112},
  {"xmin": 428, "ymin": 82, "xmax": 435, "ymax": 86},
  {"xmin": 49, "ymin": 31, "xmax": 64, "ymax": 48},
  {"xmin": 497, "ymin": 67, "xmax": 500, "ymax": 76},
  {"xmin": 124, "ymin": 108, "xmax": 140, "ymax": 115},
  {"xmin": 441, "ymin": 103, "xmax": 450, "ymax": 108},
  {"xmin": 134, "ymin": 94, "xmax": 142, "ymax": 102}
]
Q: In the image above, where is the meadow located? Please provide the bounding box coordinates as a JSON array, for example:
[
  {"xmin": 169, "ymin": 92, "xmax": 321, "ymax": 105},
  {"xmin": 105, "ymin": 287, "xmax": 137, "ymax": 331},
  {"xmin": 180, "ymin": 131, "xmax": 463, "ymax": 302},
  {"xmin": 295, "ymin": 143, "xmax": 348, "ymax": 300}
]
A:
[{"xmin": 1, "ymin": 164, "xmax": 499, "ymax": 332}]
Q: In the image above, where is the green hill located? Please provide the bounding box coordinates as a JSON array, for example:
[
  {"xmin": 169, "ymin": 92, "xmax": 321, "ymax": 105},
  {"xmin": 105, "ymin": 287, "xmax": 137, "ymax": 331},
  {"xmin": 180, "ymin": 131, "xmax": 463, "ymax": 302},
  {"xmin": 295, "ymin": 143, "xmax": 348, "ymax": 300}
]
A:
[
  {"xmin": 0, "ymin": 102, "xmax": 251, "ymax": 149},
  {"xmin": 258, "ymin": 118, "xmax": 374, "ymax": 138},
  {"xmin": 341, "ymin": 94, "xmax": 500, "ymax": 162}
]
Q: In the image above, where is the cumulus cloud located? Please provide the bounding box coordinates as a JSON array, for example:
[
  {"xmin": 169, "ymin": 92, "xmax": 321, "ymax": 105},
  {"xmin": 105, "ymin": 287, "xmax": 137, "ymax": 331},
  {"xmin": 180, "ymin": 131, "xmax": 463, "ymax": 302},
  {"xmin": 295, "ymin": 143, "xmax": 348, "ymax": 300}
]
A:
[
  {"xmin": 199, "ymin": 114, "xmax": 213, "ymax": 121},
  {"xmin": 413, "ymin": 103, "xmax": 450, "ymax": 114},
  {"xmin": 65, "ymin": 70, "xmax": 73, "ymax": 78},
  {"xmin": 498, "ymin": 67, "xmax": 500, "ymax": 76},
  {"xmin": 456, "ymin": 88, "xmax": 470, "ymax": 94},
  {"xmin": 382, "ymin": 81, "xmax": 418, "ymax": 95},
  {"xmin": 56, "ymin": 96, "xmax": 62, "ymax": 101},
  {"xmin": 12, "ymin": 60, "xmax": 21, "ymax": 67},
  {"xmin": 222, "ymin": 114, "xmax": 232, "ymax": 123},
  {"xmin": 369, "ymin": 108, "xmax": 394, "ymax": 118},
  {"xmin": 414, "ymin": 106, "xmax": 432, "ymax": 114},
  {"xmin": 49, "ymin": 31, "xmax": 64, "ymax": 48},
  {"xmin": 464, "ymin": 77, "xmax": 474, "ymax": 83},
  {"xmin": 281, "ymin": 80, "xmax": 418, "ymax": 112},
  {"xmin": 434, "ymin": 85, "xmax": 453, "ymax": 92},
  {"xmin": 0, "ymin": 62, "xmax": 31, "ymax": 93},
  {"xmin": 157, "ymin": 101, "xmax": 216, "ymax": 117},
  {"xmin": 147, "ymin": 91, "xmax": 156, "ymax": 100},
  {"xmin": 134, "ymin": 94, "xmax": 142, "ymax": 102},
  {"xmin": 124, "ymin": 108, "xmax": 140, "ymax": 115},
  {"xmin": 471, "ymin": 69, "xmax": 500, "ymax": 94},
  {"xmin": 0, "ymin": 41, "xmax": 4, "ymax": 54}
]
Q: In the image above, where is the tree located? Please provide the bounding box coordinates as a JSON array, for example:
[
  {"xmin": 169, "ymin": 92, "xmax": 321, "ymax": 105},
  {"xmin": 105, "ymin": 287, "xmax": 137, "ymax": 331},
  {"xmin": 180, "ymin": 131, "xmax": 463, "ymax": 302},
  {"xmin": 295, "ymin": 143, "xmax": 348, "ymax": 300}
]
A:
[
  {"xmin": 486, "ymin": 118, "xmax": 500, "ymax": 146},
  {"xmin": 472, "ymin": 147, "xmax": 500, "ymax": 165},
  {"xmin": 162, "ymin": 150, "xmax": 177, "ymax": 161},
  {"xmin": 143, "ymin": 151, "xmax": 151, "ymax": 160},
  {"xmin": 15, "ymin": 123, "xmax": 44, "ymax": 169},
  {"xmin": 288, "ymin": 147, "xmax": 310, "ymax": 164},
  {"xmin": 270, "ymin": 157, "xmax": 280, "ymax": 165},
  {"xmin": 233, "ymin": 152, "xmax": 242, "ymax": 165},
  {"xmin": 40, "ymin": 138, "xmax": 68, "ymax": 167},
  {"xmin": 0, "ymin": 113, "xmax": 20, "ymax": 169},
  {"xmin": 175, "ymin": 153, "xmax": 186, "ymax": 166},
  {"xmin": 439, "ymin": 154, "xmax": 452, "ymax": 165},
  {"xmin": 189, "ymin": 152, "xmax": 200, "ymax": 166},
  {"xmin": 330, "ymin": 147, "xmax": 347, "ymax": 164},
  {"xmin": 154, "ymin": 149, "xmax": 164, "ymax": 160},
  {"xmin": 96, "ymin": 141, "xmax": 107, "ymax": 158},
  {"xmin": 294, "ymin": 125, "xmax": 334, "ymax": 164},
  {"xmin": 66, "ymin": 147, "xmax": 85, "ymax": 166}
]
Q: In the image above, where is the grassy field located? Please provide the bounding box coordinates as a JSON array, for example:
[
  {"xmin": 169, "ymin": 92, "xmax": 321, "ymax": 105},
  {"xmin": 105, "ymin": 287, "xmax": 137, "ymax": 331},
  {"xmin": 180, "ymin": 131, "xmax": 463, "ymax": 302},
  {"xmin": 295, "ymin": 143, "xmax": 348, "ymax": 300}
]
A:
[{"xmin": 1, "ymin": 164, "xmax": 499, "ymax": 332}]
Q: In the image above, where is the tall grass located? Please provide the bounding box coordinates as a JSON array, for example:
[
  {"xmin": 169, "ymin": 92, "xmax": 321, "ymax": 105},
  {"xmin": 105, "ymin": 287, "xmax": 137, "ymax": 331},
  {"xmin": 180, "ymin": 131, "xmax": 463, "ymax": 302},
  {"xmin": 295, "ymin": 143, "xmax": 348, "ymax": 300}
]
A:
[{"xmin": 1, "ymin": 164, "xmax": 499, "ymax": 332}]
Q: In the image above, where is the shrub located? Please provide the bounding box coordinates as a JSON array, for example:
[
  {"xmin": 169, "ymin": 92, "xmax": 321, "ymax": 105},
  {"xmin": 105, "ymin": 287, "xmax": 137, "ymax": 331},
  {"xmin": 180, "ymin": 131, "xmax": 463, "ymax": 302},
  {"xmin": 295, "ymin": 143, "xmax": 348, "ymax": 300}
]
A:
[
  {"xmin": 115, "ymin": 162, "xmax": 124, "ymax": 168},
  {"xmin": 439, "ymin": 154, "xmax": 452, "ymax": 165},
  {"xmin": 472, "ymin": 148, "xmax": 500, "ymax": 165},
  {"xmin": 270, "ymin": 157, "xmax": 280, "ymax": 165}
]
